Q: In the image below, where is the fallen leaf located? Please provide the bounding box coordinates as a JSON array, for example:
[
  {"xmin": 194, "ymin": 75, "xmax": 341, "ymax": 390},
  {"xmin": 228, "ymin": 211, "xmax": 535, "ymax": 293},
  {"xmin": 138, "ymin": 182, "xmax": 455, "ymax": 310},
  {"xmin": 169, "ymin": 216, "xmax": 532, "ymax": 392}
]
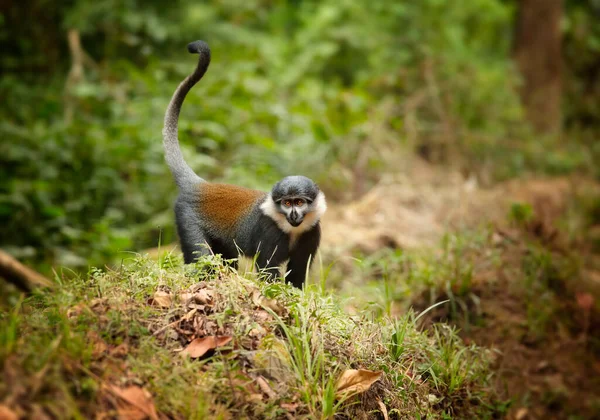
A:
[
  {"xmin": 87, "ymin": 330, "xmax": 108, "ymax": 358},
  {"xmin": 251, "ymin": 290, "xmax": 263, "ymax": 306},
  {"xmin": 151, "ymin": 291, "xmax": 172, "ymax": 308},
  {"xmin": 30, "ymin": 404, "xmax": 52, "ymax": 420},
  {"xmin": 190, "ymin": 281, "xmax": 208, "ymax": 292},
  {"xmin": 67, "ymin": 303, "xmax": 87, "ymax": 318},
  {"xmin": 535, "ymin": 360, "xmax": 550, "ymax": 372},
  {"xmin": 254, "ymin": 310, "xmax": 272, "ymax": 323},
  {"xmin": 193, "ymin": 289, "xmax": 214, "ymax": 305},
  {"xmin": 249, "ymin": 393, "xmax": 263, "ymax": 402},
  {"xmin": 180, "ymin": 336, "xmax": 233, "ymax": 358},
  {"xmin": 0, "ymin": 405, "xmax": 18, "ymax": 420},
  {"xmin": 90, "ymin": 298, "xmax": 109, "ymax": 313},
  {"xmin": 256, "ymin": 376, "xmax": 276, "ymax": 399},
  {"xmin": 110, "ymin": 343, "xmax": 130, "ymax": 358},
  {"xmin": 335, "ymin": 369, "xmax": 383, "ymax": 397},
  {"xmin": 179, "ymin": 292, "xmax": 194, "ymax": 303},
  {"xmin": 109, "ymin": 385, "xmax": 158, "ymax": 420},
  {"xmin": 280, "ymin": 402, "xmax": 298, "ymax": 412},
  {"xmin": 515, "ymin": 407, "xmax": 529, "ymax": 420},
  {"xmin": 376, "ymin": 399, "xmax": 389, "ymax": 420},
  {"xmin": 252, "ymin": 291, "xmax": 285, "ymax": 315},
  {"xmin": 576, "ymin": 292, "xmax": 594, "ymax": 311},
  {"xmin": 261, "ymin": 298, "xmax": 285, "ymax": 315},
  {"xmin": 249, "ymin": 325, "xmax": 266, "ymax": 338}
]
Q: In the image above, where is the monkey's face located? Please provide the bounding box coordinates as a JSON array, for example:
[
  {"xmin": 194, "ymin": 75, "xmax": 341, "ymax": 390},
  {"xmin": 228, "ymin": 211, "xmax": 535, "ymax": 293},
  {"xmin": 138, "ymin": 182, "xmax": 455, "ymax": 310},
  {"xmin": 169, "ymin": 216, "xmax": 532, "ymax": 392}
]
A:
[
  {"xmin": 269, "ymin": 175, "xmax": 322, "ymax": 228},
  {"xmin": 279, "ymin": 197, "xmax": 309, "ymax": 227}
]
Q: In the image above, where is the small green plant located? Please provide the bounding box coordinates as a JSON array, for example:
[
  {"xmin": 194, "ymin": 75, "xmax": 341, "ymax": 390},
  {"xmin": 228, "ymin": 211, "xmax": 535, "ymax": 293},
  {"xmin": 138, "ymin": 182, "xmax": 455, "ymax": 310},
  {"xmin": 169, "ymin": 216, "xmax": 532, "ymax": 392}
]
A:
[{"xmin": 509, "ymin": 202, "xmax": 535, "ymax": 226}]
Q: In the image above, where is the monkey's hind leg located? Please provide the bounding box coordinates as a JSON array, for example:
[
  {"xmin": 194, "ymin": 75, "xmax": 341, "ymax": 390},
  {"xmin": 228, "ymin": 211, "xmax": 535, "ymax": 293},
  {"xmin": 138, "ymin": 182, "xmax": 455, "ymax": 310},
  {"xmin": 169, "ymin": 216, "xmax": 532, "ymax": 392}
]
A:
[{"xmin": 174, "ymin": 199, "xmax": 212, "ymax": 264}]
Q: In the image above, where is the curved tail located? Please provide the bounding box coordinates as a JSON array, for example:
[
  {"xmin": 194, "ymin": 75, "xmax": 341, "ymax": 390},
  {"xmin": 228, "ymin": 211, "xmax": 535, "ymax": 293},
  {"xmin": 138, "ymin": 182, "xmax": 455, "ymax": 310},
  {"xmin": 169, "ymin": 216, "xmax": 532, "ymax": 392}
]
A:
[{"xmin": 162, "ymin": 40, "xmax": 211, "ymax": 190}]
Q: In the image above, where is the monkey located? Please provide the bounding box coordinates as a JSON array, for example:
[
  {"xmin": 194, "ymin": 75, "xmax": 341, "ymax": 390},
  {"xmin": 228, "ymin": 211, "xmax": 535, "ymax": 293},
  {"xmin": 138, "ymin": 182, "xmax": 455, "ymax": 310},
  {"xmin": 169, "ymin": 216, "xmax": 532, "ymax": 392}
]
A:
[{"xmin": 162, "ymin": 40, "xmax": 327, "ymax": 289}]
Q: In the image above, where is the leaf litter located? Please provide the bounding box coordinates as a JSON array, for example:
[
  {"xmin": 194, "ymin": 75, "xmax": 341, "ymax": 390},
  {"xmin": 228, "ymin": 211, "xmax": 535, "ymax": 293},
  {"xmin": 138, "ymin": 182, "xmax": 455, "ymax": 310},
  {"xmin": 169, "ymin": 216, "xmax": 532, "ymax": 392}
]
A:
[
  {"xmin": 2, "ymin": 238, "xmax": 502, "ymax": 418},
  {"xmin": 335, "ymin": 369, "xmax": 383, "ymax": 398},
  {"xmin": 180, "ymin": 336, "xmax": 233, "ymax": 358}
]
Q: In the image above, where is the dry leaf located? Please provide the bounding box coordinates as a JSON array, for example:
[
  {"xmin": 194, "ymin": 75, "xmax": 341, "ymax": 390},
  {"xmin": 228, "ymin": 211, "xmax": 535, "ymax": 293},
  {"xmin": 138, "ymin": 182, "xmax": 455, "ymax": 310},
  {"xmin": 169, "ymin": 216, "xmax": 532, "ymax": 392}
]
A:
[
  {"xmin": 109, "ymin": 385, "xmax": 159, "ymax": 420},
  {"xmin": 87, "ymin": 331, "xmax": 108, "ymax": 358},
  {"xmin": 180, "ymin": 336, "xmax": 232, "ymax": 358},
  {"xmin": 249, "ymin": 325, "xmax": 266, "ymax": 338},
  {"xmin": 252, "ymin": 291, "xmax": 285, "ymax": 315},
  {"xmin": 376, "ymin": 399, "xmax": 389, "ymax": 420},
  {"xmin": 335, "ymin": 369, "xmax": 383, "ymax": 397},
  {"xmin": 251, "ymin": 290, "xmax": 263, "ymax": 307},
  {"xmin": 254, "ymin": 310, "xmax": 272, "ymax": 323},
  {"xmin": 0, "ymin": 405, "xmax": 18, "ymax": 420},
  {"xmin": 190, "ymin": 281, "xmax": 207, "ymax": 292},
  {"xmin": 576, "ymin": 292, "xmax": 594, "ymax": 311},
  {"xmin": 515, "ymin": 407, "xmax": 529, "ymax": 420},
  {"xmin": 67, "ymin": 303, "xmax": 87, "ymax": 319},
  {"xmin": 110, "ymin": 343, "xmax": 130, "ymax": 358},
  {"xmin": 30, "ymin": 404, "xmax": 52, "ymax": 420},
  {"xmin": 256, "ymin": 376, "xmax": 276, "ymax": 399},
  {"xmin": 193, "ymin": 289, "xmax": 214, "ymax": 305},
  {"xmin": 280, "ymin": 402, "xmax": 298, "ymax": 412},
  {"xmin": 249, "ymin": 393, "xmax": 263, "ymax": 402},
  {"xmin": 90, "ymin": 298, "xmax": 109, "ymax": 313},
  {"xmin": 179, "ymin": 292, "xmax": 194, "ymax": 303},
  {"xmin": 261, "ymin": 298, "xmax": 285, "ymax": 315},
  {"xmin": 151, "ymin": 291, "xmax": 172, "ymax": 308}
]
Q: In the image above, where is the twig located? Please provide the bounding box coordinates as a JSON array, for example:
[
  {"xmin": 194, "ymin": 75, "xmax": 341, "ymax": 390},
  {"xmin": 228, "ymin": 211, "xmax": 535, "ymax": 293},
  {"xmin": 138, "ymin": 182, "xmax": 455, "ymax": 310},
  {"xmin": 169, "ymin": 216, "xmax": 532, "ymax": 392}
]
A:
[
  {"xmin": 0, "ymin": 249, "xmax": 53, "ymax": 292},
  {"xmin": 152, "ymin": 309, "xmax": 197, "ymax": 336}
]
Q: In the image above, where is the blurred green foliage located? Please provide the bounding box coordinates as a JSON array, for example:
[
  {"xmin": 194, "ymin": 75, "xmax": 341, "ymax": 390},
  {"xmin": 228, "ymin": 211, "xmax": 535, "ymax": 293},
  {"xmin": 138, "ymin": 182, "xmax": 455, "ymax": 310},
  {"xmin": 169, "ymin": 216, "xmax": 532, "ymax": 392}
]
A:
[{"xmin": 0, "ymin": 0, "xmax": 597, "ymax": 270}]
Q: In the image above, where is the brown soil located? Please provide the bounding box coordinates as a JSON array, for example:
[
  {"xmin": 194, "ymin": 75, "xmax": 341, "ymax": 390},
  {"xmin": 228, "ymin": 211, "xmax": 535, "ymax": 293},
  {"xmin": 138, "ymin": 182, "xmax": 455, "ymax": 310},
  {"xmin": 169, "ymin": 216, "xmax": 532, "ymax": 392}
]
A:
[{"xmin": 322, "ymin": 161, "xmax": 600, "ymax": 420}]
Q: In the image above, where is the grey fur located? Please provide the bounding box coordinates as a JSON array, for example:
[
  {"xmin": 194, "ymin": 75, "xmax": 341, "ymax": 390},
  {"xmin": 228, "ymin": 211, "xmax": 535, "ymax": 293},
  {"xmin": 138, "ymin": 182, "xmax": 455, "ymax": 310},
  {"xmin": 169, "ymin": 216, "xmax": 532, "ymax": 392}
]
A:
[
  {"xmin": 162, "ymin": 40, "xmax": 211, "ymax": 191},
  {"xmin": 271, "ymin": 176, "xmax": 320, "ymax": 202}
]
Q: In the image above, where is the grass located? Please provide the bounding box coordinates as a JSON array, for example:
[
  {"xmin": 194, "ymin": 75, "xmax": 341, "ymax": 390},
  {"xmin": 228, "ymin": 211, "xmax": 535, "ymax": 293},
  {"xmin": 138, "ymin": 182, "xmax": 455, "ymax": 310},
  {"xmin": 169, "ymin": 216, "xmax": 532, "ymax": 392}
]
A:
[
  {"xmin": 0, "ymin": 252, "xmax": 501, "ymax": 419},
  {"xmin": 332, "ymin": 228, "xmax": 496, "ymax": 333},
  {"xmin": 324, "ymin": 190, "xmax": 600, "ymax": 418}
]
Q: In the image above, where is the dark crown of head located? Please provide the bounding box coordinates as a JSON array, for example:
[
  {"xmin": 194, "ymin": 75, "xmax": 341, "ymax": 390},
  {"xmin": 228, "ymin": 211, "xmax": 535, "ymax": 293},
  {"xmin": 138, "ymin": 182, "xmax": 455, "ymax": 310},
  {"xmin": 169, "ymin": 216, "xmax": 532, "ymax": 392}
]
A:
[{"xmin": 271, "ymin": 176, "xmax": 319, "ymax": 200}]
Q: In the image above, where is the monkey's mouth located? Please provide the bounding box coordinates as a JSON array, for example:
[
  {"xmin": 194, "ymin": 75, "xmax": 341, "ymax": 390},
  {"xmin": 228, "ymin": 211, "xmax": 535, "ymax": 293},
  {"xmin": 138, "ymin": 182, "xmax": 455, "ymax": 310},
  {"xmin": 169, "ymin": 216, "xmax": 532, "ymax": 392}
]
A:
[{"xmin": 288, "ymin": 219, "xmax": 303, "ymax": 227}]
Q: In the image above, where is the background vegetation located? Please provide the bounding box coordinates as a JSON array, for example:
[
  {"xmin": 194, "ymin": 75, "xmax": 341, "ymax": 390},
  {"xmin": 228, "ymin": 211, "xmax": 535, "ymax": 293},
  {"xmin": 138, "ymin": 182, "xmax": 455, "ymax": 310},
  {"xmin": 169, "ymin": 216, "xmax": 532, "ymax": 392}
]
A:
[{"xmin": 2, "ymin": 1, "xmax": 600, "ymax": 418}]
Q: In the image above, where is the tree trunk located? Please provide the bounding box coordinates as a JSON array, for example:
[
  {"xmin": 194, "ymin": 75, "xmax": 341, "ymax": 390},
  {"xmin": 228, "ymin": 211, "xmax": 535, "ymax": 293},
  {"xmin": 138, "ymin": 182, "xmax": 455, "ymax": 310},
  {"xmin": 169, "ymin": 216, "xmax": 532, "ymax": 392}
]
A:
[{"xmin": 513, "ymin": 0, "xmax": 563, "ymax": 134}]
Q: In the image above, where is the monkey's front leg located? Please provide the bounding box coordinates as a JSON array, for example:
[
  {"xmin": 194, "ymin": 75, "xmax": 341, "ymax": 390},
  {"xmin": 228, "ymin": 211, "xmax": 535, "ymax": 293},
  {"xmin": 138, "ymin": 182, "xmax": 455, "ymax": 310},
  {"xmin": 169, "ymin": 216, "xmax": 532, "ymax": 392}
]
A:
[
  {"xmin": 254, "ymin": 246, "xmax": 287, "ymax": 283},
  {"xmin": 285, "ymin": 255, "xmax": 311, "ymax": 289}
]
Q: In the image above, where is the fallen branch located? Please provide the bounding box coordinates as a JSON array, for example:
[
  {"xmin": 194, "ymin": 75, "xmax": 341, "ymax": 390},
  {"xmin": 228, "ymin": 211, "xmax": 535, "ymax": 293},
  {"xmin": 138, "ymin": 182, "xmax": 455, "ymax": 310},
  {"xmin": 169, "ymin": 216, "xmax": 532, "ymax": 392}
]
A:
[{"xmin": 0, "ymin": 250, "xmax": 53, "ymax": 292}]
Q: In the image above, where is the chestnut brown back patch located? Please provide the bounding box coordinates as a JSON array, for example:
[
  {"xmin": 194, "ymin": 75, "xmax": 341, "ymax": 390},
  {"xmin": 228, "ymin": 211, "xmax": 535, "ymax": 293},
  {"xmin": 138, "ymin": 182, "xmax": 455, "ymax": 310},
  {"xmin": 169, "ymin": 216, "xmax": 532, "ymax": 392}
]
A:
[{"xmin": 198, "ymin": 183, "xmax": 266, "ymax": 233}]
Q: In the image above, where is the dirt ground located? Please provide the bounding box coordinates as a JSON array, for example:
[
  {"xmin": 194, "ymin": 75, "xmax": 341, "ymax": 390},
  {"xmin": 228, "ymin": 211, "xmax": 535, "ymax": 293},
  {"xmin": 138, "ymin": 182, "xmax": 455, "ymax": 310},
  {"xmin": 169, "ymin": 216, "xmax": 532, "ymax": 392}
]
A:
[
  {"xmin": 142, "ymin": 161, "xmax": 600, "ymax": 418},
  {"xmin": 322, "ymin": 161, "xmax": 600, "ymax": 419}
]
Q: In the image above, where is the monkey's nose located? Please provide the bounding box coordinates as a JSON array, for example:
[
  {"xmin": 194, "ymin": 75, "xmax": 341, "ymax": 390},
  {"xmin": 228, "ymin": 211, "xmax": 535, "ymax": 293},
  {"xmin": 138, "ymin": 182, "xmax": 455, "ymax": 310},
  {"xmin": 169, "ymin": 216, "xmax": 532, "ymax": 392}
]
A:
[{"xmin": 289, "ymin": 213, "xmax": 303, "ymax": 226}]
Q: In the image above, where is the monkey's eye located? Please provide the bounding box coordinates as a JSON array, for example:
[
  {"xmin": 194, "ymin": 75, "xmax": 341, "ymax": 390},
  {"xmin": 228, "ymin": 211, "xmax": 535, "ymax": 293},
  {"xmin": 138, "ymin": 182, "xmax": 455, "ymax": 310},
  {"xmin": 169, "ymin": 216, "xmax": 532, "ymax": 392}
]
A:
[
  {"xmin": 283, "ymin": 200, "xmax": 292, "ymax": 207},
  {"xmin": 294, "ymin": 199, "xmax": 304, "ymax": 206}
]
